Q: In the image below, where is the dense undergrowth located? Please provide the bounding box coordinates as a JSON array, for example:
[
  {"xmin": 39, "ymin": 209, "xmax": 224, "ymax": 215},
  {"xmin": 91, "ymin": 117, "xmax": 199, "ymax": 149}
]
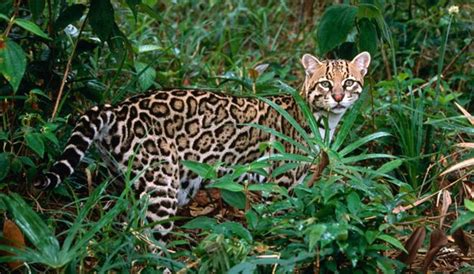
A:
[{"xmin": 0, "ymin": 0, "xmax": 473, "ymax": 273}]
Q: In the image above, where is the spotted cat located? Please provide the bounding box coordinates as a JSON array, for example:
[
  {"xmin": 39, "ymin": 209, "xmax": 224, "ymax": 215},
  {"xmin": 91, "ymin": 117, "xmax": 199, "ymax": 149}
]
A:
[{"xmin": 36, "ymin": 52, "xmax": 371, "ymax": 237}]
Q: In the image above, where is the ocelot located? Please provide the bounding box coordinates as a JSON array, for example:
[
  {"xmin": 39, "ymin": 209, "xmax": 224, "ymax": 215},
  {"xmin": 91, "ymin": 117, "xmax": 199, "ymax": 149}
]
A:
[{"xmin": 36, "ymin": 52, "xmax": 371, "ymax": 237}]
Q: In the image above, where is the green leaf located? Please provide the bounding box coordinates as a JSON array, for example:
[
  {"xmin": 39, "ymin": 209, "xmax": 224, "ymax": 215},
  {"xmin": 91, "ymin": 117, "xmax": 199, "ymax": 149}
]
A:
[
  {"xmin": 317, "ymin": 4, "xmax": 358, "ymax": 54},
  {"xmin": 182, "ymin": 216, "xmax": 217, "ymax": 230},
  {"xmin": 377, "ymin": 234, "xmax": 407, "ymax": 253},
  {"xmin": 308, "ymin": 224, "xmax": 326, "ymax": 251},
  {"xmin": 465, "ymin": 199, "xmax": 474, "ymax": 212},
  {"xmin": 245, "ymin": 210, "xmax": 258, "ymax": 229},
  {"xmin": 449, "ymin": 211, "xmax": 474, "ymax": 233},
  {"xmin": 0, "ymin": 194, "xmax": 61, "ymax": 263},
  {"xmin": 357, "ymin": 3, "xmax": 383, "ymax": 20},
  {"xmin": 88, "ymin": 0, "xmax": 115, "ymax": 41},
  {"xmin": 209, "ymin": 180, "xmax": 244, "ymax": 192},
  {"xmin": 347, "ymin": 192, "xmax": 361, "ymax": 215},
  {"xmin": 14, "ymin": 18, "xmax": 50, "ymax": 39},
  {"xmin": 216, "ymin": 222, "xmax": 253, "ymax": 243},
  {"xmin": 0, "ymin": 153, "xmax": 9, "ymax": 181},
  {"xmin": 339, "ymin": 132, "xmax": 391, "ymax": 157},
  {"xmin": 0, "ymin": 39, "xmax": 27, "ymax": 92},
  {"xmin": 247, "ymin": 184, "xmax": 277, "ymax": 192},
  {"xmin": 29, "ymin": 0, "xmax": 45, "ymax": 21},
  {"xmin": 54, "ymin": 4, "xmax": 87, "ymax": 31},
  {"xmin": 358, "ymin": 18, "xmax": 378, "ymax": 56},
  {"xmin": 135, "ymin": 61, "xmax": 156, "ymax": 91},
  {"xmin": 221, "ymin": 189, "xmax": 246, "ymax": 209},
  {"xmin": 182, "ymin": 160, "xmax": 217, "ymax": 179},
  {"xmin": 24, "ymin": 132, "xmax": 45, "ymax": 157},
  {"xmin": 376, "ymin": 159, "xmax": 403, "ymax": 174},
  {"xmin": 332, "ymin": 88, "xmax": 368, "ymax": 151}
]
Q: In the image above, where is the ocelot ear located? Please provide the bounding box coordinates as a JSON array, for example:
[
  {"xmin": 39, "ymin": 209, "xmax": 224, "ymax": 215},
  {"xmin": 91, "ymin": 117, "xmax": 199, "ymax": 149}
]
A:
[
  {"xmin": 351, "ymin": 52, "xmax": 371, "ymax": 76},
  {"xmin": 301, "ymin": 54, "xmax": 322, "ymax": 76}
]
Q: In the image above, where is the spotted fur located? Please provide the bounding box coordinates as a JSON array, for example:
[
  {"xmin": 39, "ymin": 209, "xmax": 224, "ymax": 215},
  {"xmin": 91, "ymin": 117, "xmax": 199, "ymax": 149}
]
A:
[{"xmin": 35, "ymin": 52, "xmax": 370, "ymax": 236}]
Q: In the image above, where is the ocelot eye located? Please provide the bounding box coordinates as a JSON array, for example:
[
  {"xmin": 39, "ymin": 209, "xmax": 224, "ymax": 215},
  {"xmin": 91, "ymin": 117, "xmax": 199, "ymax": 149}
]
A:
[
  {"xmin": 319, "ymin": 81, "xmax": 331, "ymax": 88},
  {"xmin": 344, "ymin": 80, "xmax": 354, "ymax": 87}
]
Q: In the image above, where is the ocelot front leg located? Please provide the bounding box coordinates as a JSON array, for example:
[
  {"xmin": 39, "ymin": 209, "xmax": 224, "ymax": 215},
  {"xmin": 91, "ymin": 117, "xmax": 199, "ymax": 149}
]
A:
[{"xmin": 132, "ymin": 137, "xmax": 180, "ymax": 241}]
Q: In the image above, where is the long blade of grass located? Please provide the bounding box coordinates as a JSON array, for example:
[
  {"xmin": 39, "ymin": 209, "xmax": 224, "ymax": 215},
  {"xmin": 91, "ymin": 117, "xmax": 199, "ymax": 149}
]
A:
[
  {"xmin": 244, "ymin": 123, "xmax": 310, "ymax": 154},
  {"xmin": 338, "ymin": 132, "xmax": 391, "ymax": 157},
  {"xmin": 332, "ymin": 88, "xmax": 369, "ymax": 151},
  {"xmin": 61, "ymin": 182, "xmax": 109, "ymax": 253},
  {"xmin": 0, "ymin": 194, "xmax": 61, "ymax": 264},
  {"xmin": 341, "ymin": 153, "xmax": 396, "ymax": 164},
  {"xmin": 258, "ymin": 97, "xmax": 317, "ymax": 154}
]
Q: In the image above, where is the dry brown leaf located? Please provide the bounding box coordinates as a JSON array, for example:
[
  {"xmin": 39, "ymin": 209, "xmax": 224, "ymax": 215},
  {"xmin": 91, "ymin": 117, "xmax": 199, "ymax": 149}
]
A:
[
  {"xmin": 440, "ymin": 158, "xmax": 474, "ymax": 176},
  {"xmin": 456, "ymin": 142, "xmax": 474, "ymax": 149},
  {"xmin": 452, "ymin": 228, "xmax": 470, "ymax": 256},
  {"xmin": 437, "ymin": 190, "xmax": 452, "ymax": 228},
  {"xmin": 422, "ymin": 229, "xmax": 448, "ymax": 272},
  {"xmin": 454, "ymin": 102, "xmax": 474, "ymax": 125},
  {"xmin": 397, "ymin": 226, "xmax": 426, "ymax": 266},
  {"xmin": 1, "ymin": 219, "xmax": 25, "ymax": 270}
]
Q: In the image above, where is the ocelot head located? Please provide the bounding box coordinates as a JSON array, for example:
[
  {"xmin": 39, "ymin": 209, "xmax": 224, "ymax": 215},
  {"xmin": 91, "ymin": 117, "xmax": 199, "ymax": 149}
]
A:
[{"xmin": 301, "ymin": 52, "xmax": 371, "ymax": 114}]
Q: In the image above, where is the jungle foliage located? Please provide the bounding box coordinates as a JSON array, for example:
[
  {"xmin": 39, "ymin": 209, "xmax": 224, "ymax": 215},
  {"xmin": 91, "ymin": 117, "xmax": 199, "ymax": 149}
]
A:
[{"xmin": 0, "ymin": 0, "xmax": 472, "ymax": 272}]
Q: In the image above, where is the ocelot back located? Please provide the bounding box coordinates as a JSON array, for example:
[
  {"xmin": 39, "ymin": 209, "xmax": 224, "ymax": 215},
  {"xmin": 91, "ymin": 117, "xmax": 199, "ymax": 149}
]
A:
[{"xmin": 36, "ymin": 52, "xmax": 370, "ymax": 237}]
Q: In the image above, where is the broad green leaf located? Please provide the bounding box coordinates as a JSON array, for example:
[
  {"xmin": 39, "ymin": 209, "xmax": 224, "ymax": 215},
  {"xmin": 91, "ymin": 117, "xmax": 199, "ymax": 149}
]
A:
[
  {"xmin": 0, "ymin": 39, "xmax": 27, "ymax": 92},
  {"xmin": 377, "ymin": 234, "xmax": 407, "ymax": 253},
  {"xmin": 375, "ymin": 159, "xmax": 403, "ymax": 174},
  {"xmin": 358, "ymin": 18, "xmax": 378, "ymax": 56},
  {"xmin": 14, "ymin": 18, "xmax": 50, "ymax": 39},
  {"xmin": 449, "ymin": 211, "xmax": 474, "ymax": 233},
  {"xmin": 88, "ymin": 0, "xmax": 115, "ymax": 41},
  {"xmin": 221, "ymin": 189, "xmax": 246, "ymax": 209},
  {"xmin": 465, "ymin": 199, "xmax": 474, "ymax": 212},
  {"xmin": 182, "ymin": 216, "xmax": 217, "ymax": 230},
  {"xmin": 29, "ymin": 0, "xmax": 45, "ymax": 20},
  {"xmin": 216, "ymin": 222, "xmax": 253, "ymax": 242},
  {"xmin": 245, "ymin": 210, "xmax": 258, "ymax": 229},
  {"xmin": 365, "ymin": 230, "xmax": 379, "ymax": 244},
  {"xmin": 347, "ymin": 192, "xmax": 361, "ymax": 214},
  {"xmin": 24, "ymin": 132, "xmax": 45, "ymax": 157},
  {"xmin": 308, "ymin": 224, "xmax": 326, "ymax": 251},
  {"xmin": 317, "ymin": 5, "xmax": 358, "ymax": 54},
  {"xmin": 229, "ymin": 262, "xmax": 257, "ymax": 274},
  {"xmin": 357, "ymin": 3, "xmax": 383, "ymax": 20},
  {"xmin": 0, "ymin": 153, "xmax": 9, "ymax": 180},
  {"xmin": 182, "ymin": 160, "xmax": 217, "ymax": 179},
  {"xmin": 135, "ymin": 61, "xmax": 156, "ymax": 91},
  {"xmin": 54, "ymin": 4, "xmax": 87, "ymax": 31}
]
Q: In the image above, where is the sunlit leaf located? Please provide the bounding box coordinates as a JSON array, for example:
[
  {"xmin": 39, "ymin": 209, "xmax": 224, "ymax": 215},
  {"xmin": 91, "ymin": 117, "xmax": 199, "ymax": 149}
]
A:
[{"xmin": 14, "ymin": 18, "xmax": 50, "ymax": 39}]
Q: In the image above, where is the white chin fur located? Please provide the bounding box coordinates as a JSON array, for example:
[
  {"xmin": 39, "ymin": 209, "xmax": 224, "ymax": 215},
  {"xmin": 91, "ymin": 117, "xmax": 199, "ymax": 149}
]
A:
[{"xmin": 330, "ymin": 107, "xmax": 347, "ymax": 114}]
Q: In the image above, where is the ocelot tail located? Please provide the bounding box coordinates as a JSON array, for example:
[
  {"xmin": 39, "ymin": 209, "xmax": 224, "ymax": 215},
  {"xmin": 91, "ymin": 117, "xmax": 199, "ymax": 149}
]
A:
[{"xmin": 35, "ymin": 52, "xmax": 371, "ymax": 237}]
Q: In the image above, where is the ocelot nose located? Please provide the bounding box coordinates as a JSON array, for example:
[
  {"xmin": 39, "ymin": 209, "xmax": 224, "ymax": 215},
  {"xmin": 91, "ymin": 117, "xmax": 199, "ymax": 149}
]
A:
[{"xmin": 332, "ymin": 93, "xmax": 344, "ymax": 102}]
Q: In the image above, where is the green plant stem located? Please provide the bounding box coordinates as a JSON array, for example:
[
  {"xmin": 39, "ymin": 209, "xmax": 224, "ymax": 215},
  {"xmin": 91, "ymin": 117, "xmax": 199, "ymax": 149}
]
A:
[{"xmin": 434, "ymin": 14, "xmax": 453, "ymax": 107}]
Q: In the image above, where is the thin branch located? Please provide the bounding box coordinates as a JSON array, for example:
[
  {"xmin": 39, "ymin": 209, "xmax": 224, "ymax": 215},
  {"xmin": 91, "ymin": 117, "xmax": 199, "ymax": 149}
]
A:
[{"xmin": 51, "ymin": 15, "xmax": 88, "ymax": 119}]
